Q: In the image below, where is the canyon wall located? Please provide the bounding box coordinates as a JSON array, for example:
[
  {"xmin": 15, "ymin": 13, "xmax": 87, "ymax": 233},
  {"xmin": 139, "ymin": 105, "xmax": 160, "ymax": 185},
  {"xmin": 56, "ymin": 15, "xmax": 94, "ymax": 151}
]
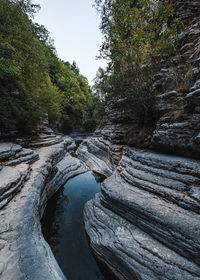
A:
[{"xmin": 81, "ymin": 1, "xmax": 200, "ymax": 279}]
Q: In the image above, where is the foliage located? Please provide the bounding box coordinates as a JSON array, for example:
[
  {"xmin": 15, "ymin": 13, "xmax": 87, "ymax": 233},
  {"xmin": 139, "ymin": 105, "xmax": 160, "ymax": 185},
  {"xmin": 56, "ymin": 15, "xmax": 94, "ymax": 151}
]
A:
[
  {"xmin": 55, "ymin": 61, "xmax": 101, "ymax": 132},
  {"xmin": 0, "ymin": 0, "xmax": 62, "ymax": 132},
  {"xmin": 94, "ymin": 0, "xmax": 183, "ymax": 114},
  {"xmin": 31, "ymin": 18, "xmax": 101, "ymax": 132},
  {"xmin": 0, "ymin": 0, "xmax": 100, "ymax": 134}
]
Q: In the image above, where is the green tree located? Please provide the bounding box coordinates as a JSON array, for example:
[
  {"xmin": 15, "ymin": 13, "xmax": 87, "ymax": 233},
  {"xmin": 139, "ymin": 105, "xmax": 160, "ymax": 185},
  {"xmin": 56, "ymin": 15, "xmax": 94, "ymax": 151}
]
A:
[
  {"xmin": 94, "ymin": 0, "xmax": 183, "ymax": 116},
  {"xmin": 0, "ymin": 0, "xmax": 62, "ymax": 132},
  {"xmin": 0, "ymin": 0, "xmax": 101, "ymax": 134}
]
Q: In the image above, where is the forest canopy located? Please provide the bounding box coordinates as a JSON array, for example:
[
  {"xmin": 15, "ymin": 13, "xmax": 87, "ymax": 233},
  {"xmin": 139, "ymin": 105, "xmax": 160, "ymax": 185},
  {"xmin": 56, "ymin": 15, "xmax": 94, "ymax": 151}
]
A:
[{"xmin": 0, "ymin": 0, "xmax": 100, "ymax": 134}]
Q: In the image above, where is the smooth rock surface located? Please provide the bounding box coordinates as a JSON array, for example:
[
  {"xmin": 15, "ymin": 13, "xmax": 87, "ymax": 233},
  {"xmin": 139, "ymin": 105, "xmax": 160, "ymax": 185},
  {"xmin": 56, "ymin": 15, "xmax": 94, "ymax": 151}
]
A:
[
  {"xmin": 81, "ymin": 138, "xmax": 200, "ymax": 280},
  {"xmin": 0, "ymin": 137, "xmax": 85, "ymax": 280},
  {"xmin": 77, "ymin": 137, "xmax": 114, "ymax": 176}
]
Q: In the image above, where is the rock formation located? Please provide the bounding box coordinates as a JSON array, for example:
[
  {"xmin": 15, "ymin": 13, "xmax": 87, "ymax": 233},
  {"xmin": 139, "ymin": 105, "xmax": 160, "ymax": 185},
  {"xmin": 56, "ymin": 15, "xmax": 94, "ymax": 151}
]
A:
[
  {"xmin": 81, "ymin": 1, "xmax": 200, "ymax": 279},
  {"xmin": 0, "ymin": 1, "xmax": 200, "ymax": 280},
  {"xmin": 0, "ymin": 134, "xmax": 86, "ymax": 280},
  {"xmin": 82, "ymin": 143, "xmax": 200, "ymax": 279}
]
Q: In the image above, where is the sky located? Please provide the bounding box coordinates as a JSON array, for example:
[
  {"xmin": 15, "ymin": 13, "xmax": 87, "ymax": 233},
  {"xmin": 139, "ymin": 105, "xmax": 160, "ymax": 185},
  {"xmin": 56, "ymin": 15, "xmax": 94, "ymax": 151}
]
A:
[{"xmin": 34, "ymin": 0, "xmax": 107, "ymax": 85}]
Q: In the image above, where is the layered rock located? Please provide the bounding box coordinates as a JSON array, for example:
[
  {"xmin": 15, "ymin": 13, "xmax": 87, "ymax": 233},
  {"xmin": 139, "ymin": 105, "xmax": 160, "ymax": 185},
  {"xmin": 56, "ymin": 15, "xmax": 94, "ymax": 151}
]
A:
[
  {"xmin": 77, "ymin": 136, "xmax": 123, "ymax": 176},
  {"xmin": 0, "ymin": 163, "xmax": 30, "ymax": 209},
  {"xmin": 174, "ymin": 0, "xmax": 200, "ymax": 22},
  {"xmin": 85, "ymin": 195, "xmax": 200, "ymax": 280},
  {"xmin": 0, "ymin": 2, "xmax": 199, "ymax": 280},
  {"xmin": 29, "ymin": 134, "xmax": 63, "ymax": 148},
  {"xmin": 93, "ymin": 2, "xmax": 200, "ymax": 157},
  {"xmin": 151, "ymin": 14, "xmax": 200, "ymax": 158},
  {"xmin": 151, "ymin": 88, "xmax": 200, "ymax": 158},
  {"xmin": 0, "ymin": 143, "xmax": 23, "ymax": 160},
  {"xmin": 81, "ymin": 2, "xmax": 200, "ymax": 279},
  {"xmin": 0, "ymin": 136, "xmax": 86, "ymax": 280},
  {"xmin": 81, "ymin": 139, "xmax": 200, "ymax": 280}
]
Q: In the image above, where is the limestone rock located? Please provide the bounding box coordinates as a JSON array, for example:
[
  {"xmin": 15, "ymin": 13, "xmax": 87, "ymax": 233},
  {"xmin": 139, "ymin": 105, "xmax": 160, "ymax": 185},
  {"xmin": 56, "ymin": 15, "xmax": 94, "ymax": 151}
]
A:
[
  {"xmin": 63, "ymin": 136, "xmax": 76, "ymax": 152},
  {"xmin": 152, "ymin": 69, "xmax": 176, "ymax": 94},
  {"xmin": 152, "ymin": 86, "xmax": 200, "ymax": 158},
  {"xmin": 154, "ymin": 91, "xmax": 185, "ymax": 115},
  {"xmin": 77, "ymin": 137, "xmax": 116, "ymax": 176},
  {"xmin": 84, "ymin": 144, "xmax": 200, "ymax": 280},
  {"xmin": 0, "ymin": 143, "xmax": 22, "ymax": 161},
  {"xmin": 40, "ymin": 153, "xmax": 87, "ymax": 216},
  {"xmin": 6, "ymin": 148, "xmax": 39, "ymax": 166},
  {"xmin": 29, "ymin": 135, "xmax": 63, "ymax": 148},
  {"xmin": 84, "ymin": 194, "xmax": 200, "ymax": 280},
  {"xmin": 0, "ymin": 137, "xmax": 78, "ymax": 280},
  {"xmin": 82, "ymin": 2, "xmax": 200, "ymax": 279},
  {"xmin": 190, "ymin": 79, "xmax": 200, "ymax": 91},
  {"xmin": 185, "ymin": 89, "xmax": 200, "ymax": 111},
  {"xmin": 0, "ymin": 164, "xmax": 30, "ymax": 209}
]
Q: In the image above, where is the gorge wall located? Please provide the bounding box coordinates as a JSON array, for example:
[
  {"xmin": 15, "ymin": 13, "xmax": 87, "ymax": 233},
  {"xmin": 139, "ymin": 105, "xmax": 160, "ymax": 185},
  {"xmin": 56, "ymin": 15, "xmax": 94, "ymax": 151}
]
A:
[{"xmin": 80, "ymin": 1, "xmax": 200, "ymax": 279}]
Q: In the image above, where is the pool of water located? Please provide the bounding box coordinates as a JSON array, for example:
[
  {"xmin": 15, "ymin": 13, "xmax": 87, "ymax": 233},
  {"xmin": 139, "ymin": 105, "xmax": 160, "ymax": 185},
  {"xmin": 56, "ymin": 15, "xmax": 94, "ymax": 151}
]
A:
[{"xmin": 41, "ymin": 171, "xmax": 115, "ymax": 280}]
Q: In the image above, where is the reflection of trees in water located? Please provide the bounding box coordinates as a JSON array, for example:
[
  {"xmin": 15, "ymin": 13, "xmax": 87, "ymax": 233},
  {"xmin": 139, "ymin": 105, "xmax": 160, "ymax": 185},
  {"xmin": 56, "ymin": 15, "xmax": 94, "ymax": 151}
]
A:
[
  {"xmin": 41, "ymin": 186, "xmax": 69, "ymax": 254},
  {"xmin": 41, "ymin": 172, "xmax": 118, "ymax": 280}
]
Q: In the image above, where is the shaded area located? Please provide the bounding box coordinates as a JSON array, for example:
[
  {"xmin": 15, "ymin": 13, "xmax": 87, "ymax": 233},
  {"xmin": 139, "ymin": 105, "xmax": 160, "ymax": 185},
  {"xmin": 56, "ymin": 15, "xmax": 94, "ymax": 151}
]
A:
[{"xmin": 41, "ymin": 171, "xmax": 116, "ymax": 280}]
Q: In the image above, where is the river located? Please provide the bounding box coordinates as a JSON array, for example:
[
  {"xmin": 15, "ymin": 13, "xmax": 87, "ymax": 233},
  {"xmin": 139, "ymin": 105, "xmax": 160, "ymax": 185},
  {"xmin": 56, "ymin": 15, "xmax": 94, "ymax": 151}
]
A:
[{"xmin": 41, "ymin": 171, "xmax": 116, "ymax": 280}]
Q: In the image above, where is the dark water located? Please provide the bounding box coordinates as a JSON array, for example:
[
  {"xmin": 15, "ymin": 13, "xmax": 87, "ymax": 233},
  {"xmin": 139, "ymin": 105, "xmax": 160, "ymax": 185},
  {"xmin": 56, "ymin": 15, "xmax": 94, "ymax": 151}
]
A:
[{"xmin": 41, "ymin": 171, "xmax": 115, "ymax": 280}]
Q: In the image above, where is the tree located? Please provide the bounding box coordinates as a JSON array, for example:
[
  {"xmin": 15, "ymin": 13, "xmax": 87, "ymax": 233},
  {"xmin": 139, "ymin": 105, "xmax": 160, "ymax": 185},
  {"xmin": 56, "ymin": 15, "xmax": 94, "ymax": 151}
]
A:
[
  {"xmin": 94, "ymin": 0, "xmax": 183, "ymax": 116},
  {"xmin": 0, "ymin": 0, "xmax": 101, "ymax": 134},
  {"xmin": 0, "ymin": 0, "xmax": 61, "ymax": 132}
]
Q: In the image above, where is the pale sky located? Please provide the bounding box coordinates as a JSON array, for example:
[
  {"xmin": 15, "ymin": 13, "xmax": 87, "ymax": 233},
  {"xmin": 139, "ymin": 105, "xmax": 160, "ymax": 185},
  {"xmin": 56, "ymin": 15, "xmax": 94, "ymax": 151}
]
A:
[{"xmin": 34, "ymin": 0, "xmax": 107, "ymax": 85}]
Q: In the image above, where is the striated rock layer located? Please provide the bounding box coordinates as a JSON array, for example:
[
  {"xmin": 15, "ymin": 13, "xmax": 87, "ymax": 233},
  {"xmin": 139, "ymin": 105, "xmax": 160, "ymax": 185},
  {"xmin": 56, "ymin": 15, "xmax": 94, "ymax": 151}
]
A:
[
  {"xmin": 0, "ymin": 136, "xmax": 87, "ymax": 280},
  {"xmin": 81, "ymin": 1, "xmax": 200, "ymax": 279},
  {"xmin": 80, "ymin": 137, "xmax": 200, "ymax": 280}
]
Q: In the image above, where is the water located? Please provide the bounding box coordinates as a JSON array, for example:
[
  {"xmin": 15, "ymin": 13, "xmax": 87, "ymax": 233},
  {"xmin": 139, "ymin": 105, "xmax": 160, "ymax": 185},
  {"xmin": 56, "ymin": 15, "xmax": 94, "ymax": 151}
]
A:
[{"xmin": 41, "ymin": 171, "xmax": 114, "ymax": 280}]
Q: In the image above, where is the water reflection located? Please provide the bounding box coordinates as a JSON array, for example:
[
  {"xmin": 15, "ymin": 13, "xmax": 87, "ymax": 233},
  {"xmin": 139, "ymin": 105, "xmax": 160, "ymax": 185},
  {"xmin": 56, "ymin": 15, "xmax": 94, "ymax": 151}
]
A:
[
  {"xmin": 41, "ymin": 171, "xmax": 115, "ymax": 280},
  {"xmin": 42, "ymin": 186, "xmax": 69, "ymax": 255}
]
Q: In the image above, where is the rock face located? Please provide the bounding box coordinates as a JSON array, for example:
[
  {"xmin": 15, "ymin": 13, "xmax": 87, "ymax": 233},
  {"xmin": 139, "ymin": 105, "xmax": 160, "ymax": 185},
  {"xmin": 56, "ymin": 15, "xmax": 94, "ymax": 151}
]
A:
[
  {"xmin": 151, "ymin": 15, "xmax": 200, "ymax": 158},
  {"xmin": 77, "ymin": 136, "xmax": 114, "ymax": 176},
  {"xmin": 93, "ymin": 2, "xmax": 200, "ymax": 158},
  {"xmin": 0, "ymin": 136, "xmax": 86, "ymax": 280},
  {"xmin": 0, "ymin": 143, "xmax": 22, "ymax": 160},
  {"xmin": 151, "ymin": 89, "xmax": 200, "ymax": 158},
  {"xmin": 81, "ymin": 2, "xmax": 200, "ymax": 280},
  {"xmin": 79, "ymin": 137, "xmax": 200, "ymax": 280}
]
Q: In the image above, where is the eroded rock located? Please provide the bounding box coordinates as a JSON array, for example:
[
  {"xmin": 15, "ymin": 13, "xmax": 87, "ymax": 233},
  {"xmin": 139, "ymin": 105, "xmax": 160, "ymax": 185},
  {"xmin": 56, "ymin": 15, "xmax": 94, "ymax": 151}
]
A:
[
  {"xmin": 81, "ymin": 138, "xmax": 200, "ymax": 280},
  {"xmin": 0, "ymin": 137, "xmax": 82, "ymax": 280},
  {"xmin": 0, "ymin": 143, "xmax": 22, "ymax": 161}
]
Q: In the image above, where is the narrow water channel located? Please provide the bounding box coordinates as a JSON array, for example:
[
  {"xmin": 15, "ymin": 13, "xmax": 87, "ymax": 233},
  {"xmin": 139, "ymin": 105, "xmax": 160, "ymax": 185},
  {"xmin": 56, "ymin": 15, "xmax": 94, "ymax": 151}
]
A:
[{"xmin": 41, "ymin": 171, "xmax": 114, "ymax": 280}]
